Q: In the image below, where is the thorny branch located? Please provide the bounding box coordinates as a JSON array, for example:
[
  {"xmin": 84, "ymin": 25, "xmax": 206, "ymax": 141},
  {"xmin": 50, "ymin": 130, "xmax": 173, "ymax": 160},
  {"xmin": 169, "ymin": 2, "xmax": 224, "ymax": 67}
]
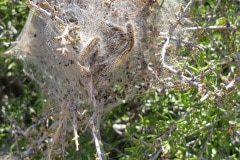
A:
[
  {"xmin": 158, "ymin": 0, "xmax": 199, "ymax": 86},
  {"xmin": 183, "ymin": 25, "xmax": 239, "ymax": 31},
  {"xmin": 24, "ymin": 107, "xmax": 60, "ymax": 136},
  {"xmin": 2, "ymin": 107, "xmax": 59, "ymax": 158},
  {"xmin": 158, "ymin": 0, "xmax": 240, "ymax": 103},
  {"xmin": 72, "ymin": 102, "xmax": 80, "ymax": 151},
  {"xmin": 159, "ymin": 32, "xmax": 206, "ymax": 50},
  {"xmin": 87, "ymin": 74, "xmax": 106, "ymax": 160},
  {"xmin": 26, "ymin": 0, "xmax": 64, "ymax": 24}
]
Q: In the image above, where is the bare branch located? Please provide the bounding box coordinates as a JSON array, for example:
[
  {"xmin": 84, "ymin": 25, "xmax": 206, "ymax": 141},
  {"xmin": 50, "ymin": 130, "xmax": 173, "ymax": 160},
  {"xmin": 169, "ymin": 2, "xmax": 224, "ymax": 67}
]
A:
[{"xmin": 183, "ymin": 25, "xmax": 239, "ymax": 31}]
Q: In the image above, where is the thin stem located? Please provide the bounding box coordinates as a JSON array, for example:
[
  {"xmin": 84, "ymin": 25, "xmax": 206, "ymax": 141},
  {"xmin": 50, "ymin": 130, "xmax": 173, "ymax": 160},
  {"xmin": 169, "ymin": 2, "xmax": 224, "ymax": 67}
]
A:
[{"xmin": 87, "ymin": 74, "xmax": 106, "ymax": 160}]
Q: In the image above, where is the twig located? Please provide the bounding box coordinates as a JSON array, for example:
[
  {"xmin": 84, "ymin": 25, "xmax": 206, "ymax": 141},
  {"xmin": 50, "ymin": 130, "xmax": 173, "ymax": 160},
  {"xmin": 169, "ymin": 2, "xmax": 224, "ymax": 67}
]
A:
[
  {"xmin": 2, "ymin": 110, "xmax": 27, "ymax": 138},
  {"xmin": 24, "ymin": 107, "xmax": 59, "ymax": 136},
  {"xmin": 158, "ymin": 0, "xmax": 204, "ymax": 89},
  {"xmin": 169, "ymin": 0, "xmax": 195, "ymax": 34},
  {"xmin": 87, "ymin": 74, "xmax": 106, "ymax": 160},
  {"xmin": 26, "ymin": 0, "xmax": 64, "ymax": 24},
  {"xmin": 200, "ymin": 76, "xmax": 240, "ymax": 102},
  {"xmin": 89, "ymin": 117, "xmax": 106, "ymax": 160},
  {"xmin": 150, "ymin": 124, "xmax": 177, "ymax": 160},
  {"xmin": 72, "ymin": 101, "xmax": 80, "ymax": 151},
  {"xmin": 183, "ymin": 25, "xmax": 239, "ymax": 31},
  {"xmin": 21, "ymin": 133, "xmax": 48, "ymax": 158},
  {"xmin": 198, "ymin": 123, "xmax": 214, "ymax": 159},
  {"xmin": 48, "ymin": 102, "xmax": 68, "ymax": 160},
  {"xmin": 159, "ymin": 32, "xmax": 206, "ymax": 50}
]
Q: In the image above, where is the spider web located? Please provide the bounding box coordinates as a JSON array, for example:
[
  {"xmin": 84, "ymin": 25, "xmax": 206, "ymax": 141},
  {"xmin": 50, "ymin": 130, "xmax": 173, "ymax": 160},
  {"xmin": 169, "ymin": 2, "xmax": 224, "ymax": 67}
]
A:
[{"xmin": 6, "ymin": 0, "xmax": 189, "ymax": 158}]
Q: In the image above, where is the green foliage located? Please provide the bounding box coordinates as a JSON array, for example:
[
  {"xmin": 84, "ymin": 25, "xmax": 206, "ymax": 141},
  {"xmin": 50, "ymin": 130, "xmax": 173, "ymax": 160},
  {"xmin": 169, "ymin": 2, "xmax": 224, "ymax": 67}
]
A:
[{"xmin": 0, "ymin": 0, "xmax": 28, "ymax": 52}]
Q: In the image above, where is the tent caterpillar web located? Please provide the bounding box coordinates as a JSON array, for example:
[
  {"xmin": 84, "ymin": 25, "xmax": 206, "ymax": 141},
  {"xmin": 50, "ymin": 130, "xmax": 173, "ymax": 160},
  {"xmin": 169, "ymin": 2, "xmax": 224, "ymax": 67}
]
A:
[
  {"xmin": 100, "ymin": 23, "xmax": 135, "ymax": 75},
  {"xmin": 95, "ymin": 23, "xmax": 135, "ymax": 84},
  {"xmin": 76, "ymin": 23, "xmax": 135, "ymax": 82},
  {"xmin": 85, "ymin": 23, "xmax": 135, "ymax": 69}
]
